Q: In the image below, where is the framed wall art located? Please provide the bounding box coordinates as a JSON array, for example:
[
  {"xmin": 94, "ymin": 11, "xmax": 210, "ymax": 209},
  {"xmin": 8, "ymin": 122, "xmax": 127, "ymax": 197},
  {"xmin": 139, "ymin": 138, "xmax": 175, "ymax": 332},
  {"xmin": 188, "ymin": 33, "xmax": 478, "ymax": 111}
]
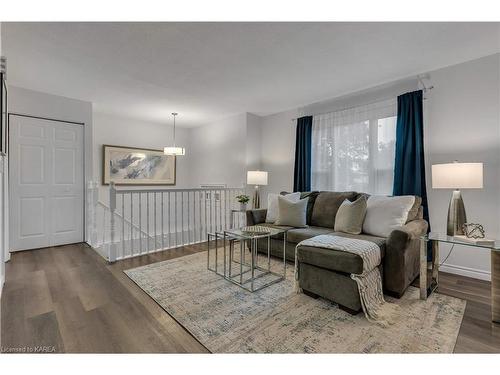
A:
[{"xmin": 102, "ymin": 145, "xmax": 176, "ymax": 185}]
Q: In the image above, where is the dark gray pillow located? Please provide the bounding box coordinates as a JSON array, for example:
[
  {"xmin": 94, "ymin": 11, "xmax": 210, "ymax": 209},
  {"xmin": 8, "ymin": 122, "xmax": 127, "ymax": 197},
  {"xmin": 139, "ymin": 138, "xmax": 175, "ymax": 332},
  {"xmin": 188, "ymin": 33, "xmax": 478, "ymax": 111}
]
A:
[
  {"xmin": 310, "ymin": 191, "xmax": 358, "ymax": 228},
  {"xmin": 334, "ymin": 196, "xmax": 367, "ymax": 235},
  {"xmin": 275, "ymin": 196, "xmax": 309, "ymax": 228}
]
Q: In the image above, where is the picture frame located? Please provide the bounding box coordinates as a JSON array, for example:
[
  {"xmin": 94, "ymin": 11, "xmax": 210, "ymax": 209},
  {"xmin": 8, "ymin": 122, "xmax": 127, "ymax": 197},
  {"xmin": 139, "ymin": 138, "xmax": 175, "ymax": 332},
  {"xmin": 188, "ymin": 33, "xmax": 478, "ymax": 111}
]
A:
[
  {"xmin": 0, "ymin": 72, "xmax": 7, "ymax": 156},
  {"xmin": 102, "ymin": 144, "xmax": 176, "ymax": 186}
]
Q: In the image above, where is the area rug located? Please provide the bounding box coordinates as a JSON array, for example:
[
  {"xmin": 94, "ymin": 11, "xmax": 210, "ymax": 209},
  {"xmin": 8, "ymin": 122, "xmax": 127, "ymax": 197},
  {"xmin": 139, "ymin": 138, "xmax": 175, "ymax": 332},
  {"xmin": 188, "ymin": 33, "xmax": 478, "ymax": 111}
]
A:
[{"xmin": 124, "ymin": 250, "xmax": 466, "ymax": 353}]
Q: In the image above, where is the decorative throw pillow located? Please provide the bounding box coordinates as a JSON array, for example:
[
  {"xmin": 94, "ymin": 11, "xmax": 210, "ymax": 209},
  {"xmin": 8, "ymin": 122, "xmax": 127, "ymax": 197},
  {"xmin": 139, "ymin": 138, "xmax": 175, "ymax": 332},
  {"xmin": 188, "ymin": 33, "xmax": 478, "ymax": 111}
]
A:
[
  {"xmin": 362, "ymin": 195, "xmax": 416, "ymax": 237},
  {"xmin": 274, "ymin": 196, "xmax": 309, "ymax": 228},
  {"xmin": 406, "ymin": 196, "xmax": 422, "ymax": 223},
  {"xmin": 265, "ymin": 192, "xmax": 301, "ymax": 223},
  {"xmin": 334, "ymin": 196, "xmax": 367, "ymax": 235}
]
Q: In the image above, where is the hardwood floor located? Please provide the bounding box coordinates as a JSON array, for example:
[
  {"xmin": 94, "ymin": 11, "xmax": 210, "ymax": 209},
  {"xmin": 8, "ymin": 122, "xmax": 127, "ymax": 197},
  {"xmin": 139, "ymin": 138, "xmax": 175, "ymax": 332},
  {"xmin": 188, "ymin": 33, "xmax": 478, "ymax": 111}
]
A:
[
  {"xmin": 1, "ymin": 243, "xmax": 499, "ymax": 353},
  {"xmin": 1, "ymin": 243, "xmax": 208, "ymax": 353}
]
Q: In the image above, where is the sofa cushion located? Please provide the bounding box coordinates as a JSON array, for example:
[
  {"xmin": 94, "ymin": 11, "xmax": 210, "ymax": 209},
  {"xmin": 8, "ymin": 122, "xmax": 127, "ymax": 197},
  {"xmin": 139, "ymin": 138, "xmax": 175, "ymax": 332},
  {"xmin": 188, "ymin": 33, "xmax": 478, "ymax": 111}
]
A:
[
  {"xmin": 266, "ymin": 192, "xmax": 300, "ymax": 223},
  {"xmin": 310, "ymin": 191, "xmax": 358, "ymax": 228},
  {"xmin": 406, "ymin": 196, "xmax": 422, "ymax": 223},
  {"xmin": 363, "ymin": 195, "xmax": 415, "ymax": 237},
  {"xmin": 286, "ymin": 226, "xmax": 336, "ymax": 244},
  {"xmin": 275, "ymin": 196, "xmax": 309, "ymax": 227},
  {"xmin": 334, "ymin": 196, "xmax": 367, "ymax": 234},
  {"xmin": 281, "ymin": 191, "xmax": 320, "ymax": 225},
  {"xmin": 296, "ymin": 232, "xmax": 386, "ymax": 274}
]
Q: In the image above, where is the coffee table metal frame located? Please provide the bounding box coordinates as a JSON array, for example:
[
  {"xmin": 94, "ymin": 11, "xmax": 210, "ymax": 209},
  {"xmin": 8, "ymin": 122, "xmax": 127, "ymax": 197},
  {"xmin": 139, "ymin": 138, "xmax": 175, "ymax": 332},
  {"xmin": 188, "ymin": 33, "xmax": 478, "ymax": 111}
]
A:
[{"xmin": 207, "ymin": 226, "xmax": 287, "ymax": 292}]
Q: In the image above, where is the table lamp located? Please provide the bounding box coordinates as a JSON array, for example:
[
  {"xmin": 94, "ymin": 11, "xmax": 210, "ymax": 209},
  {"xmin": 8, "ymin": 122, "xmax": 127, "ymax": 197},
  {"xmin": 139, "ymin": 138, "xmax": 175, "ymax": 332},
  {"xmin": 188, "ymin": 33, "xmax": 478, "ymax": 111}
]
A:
[
  {"xmin": 247, "ymin": 170, "xmax": 268, "ymax": 209},
  {"xmin": 431, "ymin": 161, "xmax": 483, "ymax": 236}
]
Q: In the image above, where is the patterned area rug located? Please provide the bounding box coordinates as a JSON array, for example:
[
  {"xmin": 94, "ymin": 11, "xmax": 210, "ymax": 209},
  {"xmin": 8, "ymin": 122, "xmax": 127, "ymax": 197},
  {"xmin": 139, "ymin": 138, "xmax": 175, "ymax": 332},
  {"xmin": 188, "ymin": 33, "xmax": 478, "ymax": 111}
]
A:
[{"xmin": 124, "ymin": 250, "xmax": 466, "ymax": 353}]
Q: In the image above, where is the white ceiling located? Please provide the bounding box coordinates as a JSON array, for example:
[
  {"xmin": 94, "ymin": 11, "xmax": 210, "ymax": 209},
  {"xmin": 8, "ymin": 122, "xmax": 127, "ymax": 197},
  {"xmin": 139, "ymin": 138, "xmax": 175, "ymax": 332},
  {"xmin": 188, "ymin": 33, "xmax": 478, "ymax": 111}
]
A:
[{"xmin": 2, "ymin": 22, "xmax": 499, "ymax": 127}]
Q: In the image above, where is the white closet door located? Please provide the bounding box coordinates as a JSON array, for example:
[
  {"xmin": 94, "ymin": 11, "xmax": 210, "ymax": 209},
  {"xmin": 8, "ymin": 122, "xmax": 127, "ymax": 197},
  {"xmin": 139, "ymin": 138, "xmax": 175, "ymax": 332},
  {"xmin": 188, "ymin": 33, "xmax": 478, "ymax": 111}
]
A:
[{"xmin": 9, "ymin": 115, "xmax": 84, "ymax": 251}]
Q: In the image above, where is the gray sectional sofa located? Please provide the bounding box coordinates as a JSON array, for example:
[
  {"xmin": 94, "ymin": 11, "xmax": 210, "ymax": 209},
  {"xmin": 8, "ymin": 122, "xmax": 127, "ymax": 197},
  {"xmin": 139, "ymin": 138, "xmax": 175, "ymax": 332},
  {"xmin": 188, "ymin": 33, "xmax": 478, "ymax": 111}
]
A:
[{"xmin": 246, "ymin": 191, "xmax": 428, "ymax": 314}]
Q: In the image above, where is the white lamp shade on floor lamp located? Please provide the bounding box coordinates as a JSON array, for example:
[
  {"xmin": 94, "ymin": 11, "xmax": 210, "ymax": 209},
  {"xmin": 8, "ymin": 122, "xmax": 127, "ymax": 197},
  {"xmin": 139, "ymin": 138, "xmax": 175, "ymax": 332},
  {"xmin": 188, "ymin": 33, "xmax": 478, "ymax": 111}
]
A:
[
  {"xmin": 247, "ymin": 171, "xmax": 268, "ymax": 209},
  {"xmin": 431, "ymin": 162, "xmax": 483, "ymax": 236}
]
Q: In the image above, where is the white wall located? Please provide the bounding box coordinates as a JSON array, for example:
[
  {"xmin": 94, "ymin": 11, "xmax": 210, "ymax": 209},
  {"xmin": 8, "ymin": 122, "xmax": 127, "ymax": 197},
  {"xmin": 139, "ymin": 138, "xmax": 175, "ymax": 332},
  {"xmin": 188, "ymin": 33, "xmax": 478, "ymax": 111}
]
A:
[
  {"xmin": 260, "ymin": 108, "xmax": 299, "ymax": 199},
  {"xmin": 425, "ymin": 54, "xmax": 500, "ymax": 280},
  {"xmin": 189, "ymin": 113, "xmax": 248, "ymax": 188},
  {"xmin": 259, "ymin": 53, "xmax": 500, "ymax": 280}
]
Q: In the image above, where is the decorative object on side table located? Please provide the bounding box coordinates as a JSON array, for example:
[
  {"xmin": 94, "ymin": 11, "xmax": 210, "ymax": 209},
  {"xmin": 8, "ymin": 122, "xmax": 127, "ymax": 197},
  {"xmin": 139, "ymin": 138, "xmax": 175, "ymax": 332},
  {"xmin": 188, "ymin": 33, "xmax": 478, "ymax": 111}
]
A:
[
  {"xmin": 462, "ymin": 223, "xmax": 485, "ymax": 239},
  {"xmin": 235, "ymin": 194, "xmax": 250, "ymax": 211},
  {"xmin": 455, "ymin": 223, "xmax": 494, "ymax": 246},
  {"xmin": 240, "ymin": 225, "xmax": 271, "ymax": 236},
  {"xmin": 247, "ymin": 170, "xmax": 268, "ymax": 209},
  {"xmin": 431, "ymin": 161, "xmax": 483, "ymax": 236},
  {"xmin": 103, "ymin": 145, "xmax": 176, "ymax": 185}
]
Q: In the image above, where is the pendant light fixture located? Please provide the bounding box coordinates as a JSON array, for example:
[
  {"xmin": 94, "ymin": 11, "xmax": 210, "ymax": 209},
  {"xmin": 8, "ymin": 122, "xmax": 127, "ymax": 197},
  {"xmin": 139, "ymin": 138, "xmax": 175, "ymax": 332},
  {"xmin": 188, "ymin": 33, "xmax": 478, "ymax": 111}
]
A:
[{"xmin": 164, "ymin": 112, "xmax": 185, "ymax": 156}]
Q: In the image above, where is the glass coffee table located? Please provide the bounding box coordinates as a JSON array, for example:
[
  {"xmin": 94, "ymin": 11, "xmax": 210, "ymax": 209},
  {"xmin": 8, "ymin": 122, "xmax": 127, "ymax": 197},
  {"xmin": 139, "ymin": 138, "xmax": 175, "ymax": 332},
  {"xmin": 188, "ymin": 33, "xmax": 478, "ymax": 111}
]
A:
[
  {"xmin": 207, "ymin": 225, "xmax": 287, "ymax": 292},
  {"xmin": 420, "ymin": 232, "xmax": 500, "ymax": 323}
]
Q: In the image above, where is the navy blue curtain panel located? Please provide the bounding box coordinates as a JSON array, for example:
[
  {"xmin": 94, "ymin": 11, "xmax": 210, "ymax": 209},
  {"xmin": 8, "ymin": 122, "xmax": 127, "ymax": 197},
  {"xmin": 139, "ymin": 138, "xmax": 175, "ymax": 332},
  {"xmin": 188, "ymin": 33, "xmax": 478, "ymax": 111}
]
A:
[
  {"xmin": 393, "ymin": 90, "xmax": 431, "ymax": 252},
  {"xmin": 293, "ymin": 116, "xmax": 313, "ymax": 192}
]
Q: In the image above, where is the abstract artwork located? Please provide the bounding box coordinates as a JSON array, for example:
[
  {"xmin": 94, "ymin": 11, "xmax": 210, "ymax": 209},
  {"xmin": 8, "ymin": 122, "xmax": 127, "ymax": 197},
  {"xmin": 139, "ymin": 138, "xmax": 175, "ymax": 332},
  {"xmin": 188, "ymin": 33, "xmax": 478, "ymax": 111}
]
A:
[{"xmin": 102, "ymin": 145, "xmax": 176, "ymax": 185}]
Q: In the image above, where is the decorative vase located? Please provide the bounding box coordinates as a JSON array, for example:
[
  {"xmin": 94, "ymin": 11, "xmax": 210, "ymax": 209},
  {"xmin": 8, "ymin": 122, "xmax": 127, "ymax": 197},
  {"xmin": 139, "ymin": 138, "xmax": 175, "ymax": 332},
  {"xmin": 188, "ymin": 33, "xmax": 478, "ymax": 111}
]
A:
[{"xmin": 239, "ymin": 202, "xmax": 247, "ymax": 211}]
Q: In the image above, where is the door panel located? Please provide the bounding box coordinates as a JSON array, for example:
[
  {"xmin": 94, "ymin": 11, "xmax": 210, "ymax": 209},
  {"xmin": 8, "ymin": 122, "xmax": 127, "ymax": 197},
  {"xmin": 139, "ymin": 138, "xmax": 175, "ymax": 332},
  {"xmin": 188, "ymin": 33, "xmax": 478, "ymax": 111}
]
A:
[
  {"xmin": 10, "ymin": 116, "xmax": 84, "ymax": 251},
  {"xmin": 20, "ymin": 144, "xmax": 45, "ymax": 184}
]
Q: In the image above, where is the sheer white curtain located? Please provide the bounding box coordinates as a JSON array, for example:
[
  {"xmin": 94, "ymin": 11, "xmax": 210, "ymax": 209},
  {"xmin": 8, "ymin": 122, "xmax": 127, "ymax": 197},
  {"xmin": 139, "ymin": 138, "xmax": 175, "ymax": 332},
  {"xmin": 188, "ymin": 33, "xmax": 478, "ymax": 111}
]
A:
[{"xmin": 311, "ymin": 98, "xmax": 397, "ymax": 195}]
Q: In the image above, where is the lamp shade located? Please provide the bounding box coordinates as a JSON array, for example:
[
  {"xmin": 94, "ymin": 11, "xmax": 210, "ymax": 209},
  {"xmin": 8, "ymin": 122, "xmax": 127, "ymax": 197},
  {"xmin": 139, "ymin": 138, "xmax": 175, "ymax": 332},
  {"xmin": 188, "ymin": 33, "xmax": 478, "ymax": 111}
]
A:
[
  {"xmin": 163, "ymin": 146, "xmax": 185, "ymax": 156},
  {"xmin": 247, "ymin": 170, "xmax": 268, "ymax": 186},
  {"xmin": 432, "ymin": 162, "xmax": 483, "ymax": 189}
]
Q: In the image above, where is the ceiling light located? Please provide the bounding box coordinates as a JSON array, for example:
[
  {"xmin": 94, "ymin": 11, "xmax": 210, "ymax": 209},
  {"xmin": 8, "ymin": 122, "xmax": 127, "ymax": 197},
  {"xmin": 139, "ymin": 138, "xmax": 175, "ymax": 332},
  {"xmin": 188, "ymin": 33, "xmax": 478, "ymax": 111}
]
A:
[{"xmin": 164, "ymin": 112, "xmax": 185, "ymax": 156}]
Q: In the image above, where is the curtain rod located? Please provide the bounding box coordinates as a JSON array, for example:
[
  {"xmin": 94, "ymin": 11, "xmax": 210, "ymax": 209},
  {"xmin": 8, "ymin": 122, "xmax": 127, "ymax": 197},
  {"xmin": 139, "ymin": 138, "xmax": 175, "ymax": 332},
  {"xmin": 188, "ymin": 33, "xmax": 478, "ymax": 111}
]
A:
[{"xmin": 290, "ymin": 84, "xmax": 434, "ymax": 123}]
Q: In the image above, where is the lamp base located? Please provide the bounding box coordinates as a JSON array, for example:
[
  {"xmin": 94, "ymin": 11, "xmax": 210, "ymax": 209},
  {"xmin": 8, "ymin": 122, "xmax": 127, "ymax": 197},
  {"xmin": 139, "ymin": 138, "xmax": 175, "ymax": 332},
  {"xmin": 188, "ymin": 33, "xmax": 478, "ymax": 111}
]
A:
[
  {"xmin": 447, "ymin": 189, "xmax": 467, "ymax": 236},
  {"xmin": 253, "ymin": 186, "xmax": 260, "ymax": 209}
]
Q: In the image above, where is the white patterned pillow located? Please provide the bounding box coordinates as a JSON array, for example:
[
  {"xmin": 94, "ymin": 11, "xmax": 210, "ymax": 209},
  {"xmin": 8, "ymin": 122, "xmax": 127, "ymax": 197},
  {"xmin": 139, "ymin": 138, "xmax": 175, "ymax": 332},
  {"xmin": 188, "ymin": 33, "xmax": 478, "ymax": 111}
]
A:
[{"xmin": 266, "ymin": 192, "xmax": 301, "ymax": 223}]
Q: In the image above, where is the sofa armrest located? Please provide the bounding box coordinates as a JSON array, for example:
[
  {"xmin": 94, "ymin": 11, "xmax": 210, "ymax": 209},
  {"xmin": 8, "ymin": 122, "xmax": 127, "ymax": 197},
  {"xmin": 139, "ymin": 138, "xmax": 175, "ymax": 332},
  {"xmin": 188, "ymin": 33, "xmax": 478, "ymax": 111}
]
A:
[
  {"xmin": 246, "ymin": 209, "xmax": 267, "ymax": 226},
  {"xmin": 398, "ymin": 219, "xmax": 429, "ymax": 240},
  {"xmin": 384, "ymin": 219, "xmax": 428, "ymax": 297}
]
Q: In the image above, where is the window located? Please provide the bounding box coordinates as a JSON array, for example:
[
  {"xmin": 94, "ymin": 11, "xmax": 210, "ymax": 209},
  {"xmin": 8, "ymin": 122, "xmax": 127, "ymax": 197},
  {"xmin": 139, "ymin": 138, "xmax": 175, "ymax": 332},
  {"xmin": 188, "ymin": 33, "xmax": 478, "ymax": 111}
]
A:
[{"xmin": 311, "ymin": 99, "xmax": 397, "ymax": 195}]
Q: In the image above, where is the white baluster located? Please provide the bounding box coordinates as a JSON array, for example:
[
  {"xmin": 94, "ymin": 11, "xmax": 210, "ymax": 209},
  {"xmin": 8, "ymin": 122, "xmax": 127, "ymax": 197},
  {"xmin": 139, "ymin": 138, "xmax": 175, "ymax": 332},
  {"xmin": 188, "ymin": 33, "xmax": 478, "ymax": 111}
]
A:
[
  {"xmin": 109, "ymin": 181, "xmax": 117, "ymax": 262},
  {"xmin": 161, "ymin": 192, "xmax": 165, "ymax": 250},
  {"xmin": 139, "ymin": 192, "xmax": 143, "ymax": 255},
  {"xmin": 175, "ymin": 191, "xmax": 178, "ymax": 247},
  {"xmin": 121, "ymin": 193, "xmax": 125, "ymax": 260},
  {"xmin": 168, "ymin": 191, "xmax": 171, "ymax": 248},
  {"xmin": 130, "ymin": 192, "xmax": 133, "ymax": 257},
  {"xmin": 154, "ymin": 192, "xmax": 157, "ymax": 250}
]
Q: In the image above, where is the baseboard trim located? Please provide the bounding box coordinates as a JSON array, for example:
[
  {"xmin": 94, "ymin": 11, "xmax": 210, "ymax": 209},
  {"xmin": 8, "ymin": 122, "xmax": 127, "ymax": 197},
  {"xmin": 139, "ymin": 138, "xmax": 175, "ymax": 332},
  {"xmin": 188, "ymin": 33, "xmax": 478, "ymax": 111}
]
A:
[{"xmin": 440, "ymin": 262, "xmax": 491, "ymax": 281}]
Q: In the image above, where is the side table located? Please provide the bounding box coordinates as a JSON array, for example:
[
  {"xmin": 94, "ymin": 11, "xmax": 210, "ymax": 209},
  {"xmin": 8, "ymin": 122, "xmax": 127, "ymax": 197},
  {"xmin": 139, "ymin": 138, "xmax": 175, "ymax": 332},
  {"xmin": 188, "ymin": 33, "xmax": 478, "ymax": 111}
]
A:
[
  {"xmin": 420, "ymin": 232, "xmax": 500, "ymax": 323},
  {"xmin": 229, "ymin": 209, "xmax": 247, "ymax": 228}
]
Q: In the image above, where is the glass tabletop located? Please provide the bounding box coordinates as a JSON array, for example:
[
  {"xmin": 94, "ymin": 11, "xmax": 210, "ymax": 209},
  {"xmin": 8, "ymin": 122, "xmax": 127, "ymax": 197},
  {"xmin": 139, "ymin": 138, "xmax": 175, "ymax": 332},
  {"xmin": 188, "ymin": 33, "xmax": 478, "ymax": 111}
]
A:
[
  {"xmin": 422, "ymin": 232, "xmax": 500, "ymax": 250},
  {"xmin": 225, "ymin": 225, "xmax": 285, "ymax": 239}
]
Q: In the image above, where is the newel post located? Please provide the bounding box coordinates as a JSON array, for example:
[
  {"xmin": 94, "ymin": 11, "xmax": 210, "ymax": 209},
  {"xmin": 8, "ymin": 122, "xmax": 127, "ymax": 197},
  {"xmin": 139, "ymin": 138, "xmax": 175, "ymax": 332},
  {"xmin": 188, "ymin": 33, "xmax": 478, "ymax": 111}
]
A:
[
  {"xmin": 88, "ymin": 181, "xmax": 99, "ymax": 247},
  {"xmin": 109, "ymin": 181, "xmax": 117, "ymax": 262}
]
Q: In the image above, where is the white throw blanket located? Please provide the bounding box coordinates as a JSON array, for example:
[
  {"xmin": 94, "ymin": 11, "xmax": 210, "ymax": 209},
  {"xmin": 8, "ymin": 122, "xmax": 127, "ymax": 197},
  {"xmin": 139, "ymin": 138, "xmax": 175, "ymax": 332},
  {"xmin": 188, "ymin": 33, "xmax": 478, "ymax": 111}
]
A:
[{"xmin": 295, "ymin": 235, "xmax": 398, "ymax": 325}]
